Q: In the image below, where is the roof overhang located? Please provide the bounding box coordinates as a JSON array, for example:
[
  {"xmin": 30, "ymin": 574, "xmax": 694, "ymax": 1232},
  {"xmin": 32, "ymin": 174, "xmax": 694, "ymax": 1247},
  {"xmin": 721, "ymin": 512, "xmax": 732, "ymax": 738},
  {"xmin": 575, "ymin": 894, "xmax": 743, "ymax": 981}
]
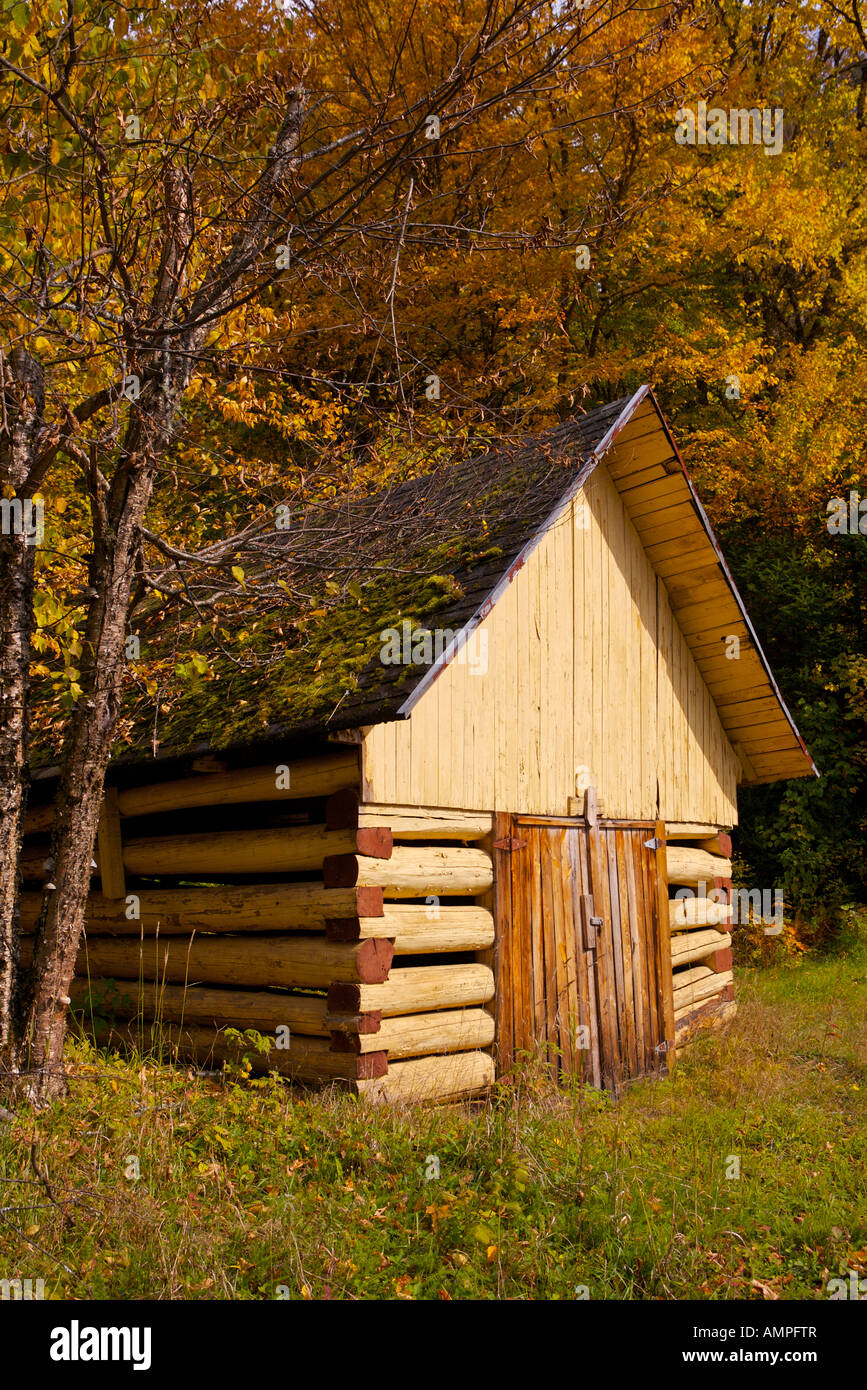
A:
[
  {"xmin": 599, "ymin": 387, "xmax": 817, "ymax": 784},
  {"xmin": 400, "ymin": 385, "xmax": 817, "ymax": 786}
]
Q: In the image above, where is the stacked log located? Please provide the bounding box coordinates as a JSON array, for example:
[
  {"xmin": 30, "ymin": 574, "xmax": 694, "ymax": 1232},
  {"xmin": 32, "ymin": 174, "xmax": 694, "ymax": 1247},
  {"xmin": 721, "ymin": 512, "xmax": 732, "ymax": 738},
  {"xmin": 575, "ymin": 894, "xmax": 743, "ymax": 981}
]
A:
[
  {"xmin": 21, "ymin": 758, "xmax": 496, "ymax": 1100},
  {"xmin": 19, "ymin": 884, "xmax": 385, "ymax": 935},
  {"xmin": 91, "ymin": 1020, "xmax": 387, "ymax": 1083},
  {"xmin": 24, "ymin": 752, "xmax": 360, "ymax": 834},
  {"xmin": 20, "ymin": 932, "xmax": 395, "ymax": 990},
  {"xmin": 69, "ymin": 978, "xmax": 331, "ymax": 1035},
  {"xmin": 322, "ymin": 793, "xmax": 496, "ymax": 1099},
  {"xmin": 20, "ymin": 825, "xmax": 392, "ymax": 881},
  {"xmin": 356, "ymin": 1051, "xmax": 495, "ymax": 1103},
  {"xmin": 664, "ymin": 826, "xmax": 736, "ymax": 1042}
]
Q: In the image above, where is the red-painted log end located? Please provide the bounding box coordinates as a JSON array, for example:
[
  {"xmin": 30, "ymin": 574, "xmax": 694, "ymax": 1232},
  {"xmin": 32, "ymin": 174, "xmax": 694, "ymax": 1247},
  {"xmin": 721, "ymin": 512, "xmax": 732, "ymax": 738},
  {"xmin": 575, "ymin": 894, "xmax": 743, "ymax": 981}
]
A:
[
  {"xmin": 356, "ymin": 827, "xmax": 392, "ymax": 860},
  {"xmin": 356, "ymin": 936, "xmax": 394, "ymax": 983}
]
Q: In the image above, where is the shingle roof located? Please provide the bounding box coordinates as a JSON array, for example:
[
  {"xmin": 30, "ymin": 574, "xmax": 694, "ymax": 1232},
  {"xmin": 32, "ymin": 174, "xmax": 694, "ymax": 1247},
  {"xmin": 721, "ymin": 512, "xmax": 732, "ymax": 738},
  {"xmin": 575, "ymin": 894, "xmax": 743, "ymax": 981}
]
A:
[
  {"xmin": 105, "ymin": 397, "xmax": 631, "ymax": 762},
  {"xmin": 49, "ymin": 388, "xmax": 813, "ymax": 786}
]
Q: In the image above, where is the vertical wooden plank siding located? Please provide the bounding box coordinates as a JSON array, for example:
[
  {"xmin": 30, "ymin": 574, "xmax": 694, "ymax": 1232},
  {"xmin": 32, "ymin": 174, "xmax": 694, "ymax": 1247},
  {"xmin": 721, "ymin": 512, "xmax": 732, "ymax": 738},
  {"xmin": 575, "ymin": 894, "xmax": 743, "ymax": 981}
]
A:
[
  {"xmin": 570, "ymin": 833, "xmax": 601, "ymax": 1087},
  {"xmin": 549, "ymin": 829, "xmax": 574, "ymax": 1074},
  {"xmin": 628, "ymin": 834, "xmax": 654, "ymax": 1074},
  {"xmin": 604, "ymin": 830, "xmax": 628, "ymax": 1083},
  {"xmin": 584, "ymin": 803, "xmax": 619, "ymax": 1087},
  {"xmin": 653, "ymin": 818, "xmax": 677, "ymax": 1064},
  {"xmin": 538, "ymin": 830, "xmax": 558, "ymax": 1070},
  {"xmin": 491, "ymin": 813, "xmax": 514, "ymax": 1070},
  {"xmin": 512, "ymin": 825, "xmax": 534, "ymax": 1060},
  {"xmin": 361, "ymin": 460, "xmax": 739, "ymax": 825},
  {"xmin": 638, "ymin": 831, "xmax": 662, "ymax": 1070},
  {"xmin": 573, "ymin": 493, "xmax": 592, "ymax": 803},
  {"xmin": 528, "ymin": 827, "xmax": 547, "ymax": 1048},
  {"xmin": 614, "ymin": 830, "xmax": 639, "ymax": 1077},
  {"xmin": 495, "ymin": 819, "xmax": 673, "ymax": 1090}
]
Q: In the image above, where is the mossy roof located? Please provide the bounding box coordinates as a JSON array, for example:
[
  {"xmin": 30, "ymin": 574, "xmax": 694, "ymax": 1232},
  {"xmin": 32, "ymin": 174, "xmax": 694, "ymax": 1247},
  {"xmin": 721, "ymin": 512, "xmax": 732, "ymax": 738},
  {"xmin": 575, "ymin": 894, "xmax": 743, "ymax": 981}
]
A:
[{"xmin": 108, "ymin": 397, "xmax": 630, "ymax": 765}]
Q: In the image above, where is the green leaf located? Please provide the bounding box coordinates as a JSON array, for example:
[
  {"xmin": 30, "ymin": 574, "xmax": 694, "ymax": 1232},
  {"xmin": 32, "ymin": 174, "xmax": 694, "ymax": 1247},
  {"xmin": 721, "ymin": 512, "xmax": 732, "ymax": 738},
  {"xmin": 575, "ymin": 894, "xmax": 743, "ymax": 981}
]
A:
[{"xmin": 471, "ymin": 1223, "xmax": 496, "ymax": 1244}]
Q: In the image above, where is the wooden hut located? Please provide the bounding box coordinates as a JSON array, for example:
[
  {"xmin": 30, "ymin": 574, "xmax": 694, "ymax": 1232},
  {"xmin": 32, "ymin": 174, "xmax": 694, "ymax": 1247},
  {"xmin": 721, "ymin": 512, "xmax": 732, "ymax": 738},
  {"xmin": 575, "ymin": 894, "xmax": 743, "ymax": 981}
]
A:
[{"xmin": 22, "ymin": 386, "xmax": 817, "ymax": 1101}]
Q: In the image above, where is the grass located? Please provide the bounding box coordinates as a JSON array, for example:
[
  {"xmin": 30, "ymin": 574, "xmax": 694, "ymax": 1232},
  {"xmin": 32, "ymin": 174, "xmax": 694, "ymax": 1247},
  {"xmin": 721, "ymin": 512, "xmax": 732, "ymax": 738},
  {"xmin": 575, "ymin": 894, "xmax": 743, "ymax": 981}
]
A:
[{"xmin": 0, "ymin": 935, "xmax": 864, "ymax": 1301}]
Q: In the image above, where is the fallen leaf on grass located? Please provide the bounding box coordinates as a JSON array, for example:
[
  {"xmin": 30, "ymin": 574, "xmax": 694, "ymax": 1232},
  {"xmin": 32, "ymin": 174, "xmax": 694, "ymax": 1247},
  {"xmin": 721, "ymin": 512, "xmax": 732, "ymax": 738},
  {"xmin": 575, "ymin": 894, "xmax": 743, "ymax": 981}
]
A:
[{"xmin": 751, "ymin": 1279, "xmax": 780, "ymax": 1300}]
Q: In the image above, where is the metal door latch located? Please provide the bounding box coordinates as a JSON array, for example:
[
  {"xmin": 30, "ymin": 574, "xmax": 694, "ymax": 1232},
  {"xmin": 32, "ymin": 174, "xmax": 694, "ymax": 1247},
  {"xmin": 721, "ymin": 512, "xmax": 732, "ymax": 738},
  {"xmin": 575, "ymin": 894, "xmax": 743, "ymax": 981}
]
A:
[{"xmin": 584, "ymin": 914, "xmax": 603, "ymax": 949}]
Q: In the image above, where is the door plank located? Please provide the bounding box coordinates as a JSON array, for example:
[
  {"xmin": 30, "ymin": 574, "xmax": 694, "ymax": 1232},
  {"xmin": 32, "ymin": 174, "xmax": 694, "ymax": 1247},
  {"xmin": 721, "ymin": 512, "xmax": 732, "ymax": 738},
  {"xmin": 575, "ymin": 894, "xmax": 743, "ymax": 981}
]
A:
[
  {"xmin": 551, "ymin": 829, "xmax": 575, "ymax": 1076},
  {"xmin": 492, "ymin": 812, "xmax": 514, "ymax": 1073},
  {"xmin": 629, "ymin": 832, "xmax": 654, "ymax": 1074},
  {"xmin": 539, "ymin": 830, "xmax": 559, "ymax": 1077},
  {"xmin": 569, "ymin": 830, "xmax": 601, "ymax": 1086},
  {"xmin": 527, "ymin": 827, "xmax": 547, "ymax": 1053},
  {"xmin": 638, "ymin": 831, "xmax": 661, "ymax": 1069},
  {"xmin": 605, "ymin": 829, "xmax": 629, "ymax": 1087},
  {"xmin": 584, "ymin": 793, "xmax": 618, "ymax": 1086},
  {"xmin": 653, "ymin": 819, "xmax": 677, "ymax": 1067},
  {"xmin": 615, "ymin": 830, "xmax": 640, "ymax": 1077}
]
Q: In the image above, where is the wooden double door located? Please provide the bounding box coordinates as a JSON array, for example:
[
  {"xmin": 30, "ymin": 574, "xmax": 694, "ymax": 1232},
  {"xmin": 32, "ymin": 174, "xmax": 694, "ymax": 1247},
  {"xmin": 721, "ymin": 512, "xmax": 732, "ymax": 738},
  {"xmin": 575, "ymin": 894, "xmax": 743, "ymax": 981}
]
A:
[{"xmin": 491, "ymin": 812, "xmax": 675, "ymax": 1090}]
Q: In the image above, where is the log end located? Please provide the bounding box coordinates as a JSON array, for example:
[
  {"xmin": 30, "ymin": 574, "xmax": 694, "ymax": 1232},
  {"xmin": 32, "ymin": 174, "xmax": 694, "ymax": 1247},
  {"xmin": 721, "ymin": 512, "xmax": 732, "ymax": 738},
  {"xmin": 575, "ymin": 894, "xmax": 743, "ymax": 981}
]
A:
[
  {"xmin": 325, "ymin": 1010, "xmax": 382, "ymax": 1035},
  {"xmin": 325, "ymin": 917, "xmax": 362, "ymax": 942},
  {"xmin": 356, "ymin": 936, "xmax": 394, "ymax": 984},
  {"xmin": 325, "ymin": 887, "xmax": 385, "ymax": 936},
  {"xmin": 325, "ymin": 789, "xmax": 361, "ymax": 831},
  {"xmin": 357, "ymin": 886, "xmax": 384, "ymax": 919},
  {"xmin": 328, "ymin": 982, "xmax": 362, "ymax": 1013},
  {"xmin": 356, "ymin": 1051, "xmax": 388, "ymax": 1080},
  {"xmin": 323, "ymin": 854, "xmax": 359, "ymax": 888},
  {"xmin": 355, "ymin": 827, "xmax": 393, "ymax": 860}
]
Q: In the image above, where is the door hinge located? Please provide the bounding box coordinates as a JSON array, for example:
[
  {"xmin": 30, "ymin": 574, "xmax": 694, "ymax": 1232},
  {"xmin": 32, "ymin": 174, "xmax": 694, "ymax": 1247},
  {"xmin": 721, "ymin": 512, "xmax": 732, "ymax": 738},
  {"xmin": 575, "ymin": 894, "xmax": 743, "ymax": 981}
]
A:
[
  {"xmin": 654, "ymin": 1040, "xmax": 669, "ymax": 1054},
  {"xmin": 493, "ymin": 836, "xmax": 527, "ymax": 852},
  {"xmin": 644, "ymin": 836, "xmax": 664, "ymax": 850}
]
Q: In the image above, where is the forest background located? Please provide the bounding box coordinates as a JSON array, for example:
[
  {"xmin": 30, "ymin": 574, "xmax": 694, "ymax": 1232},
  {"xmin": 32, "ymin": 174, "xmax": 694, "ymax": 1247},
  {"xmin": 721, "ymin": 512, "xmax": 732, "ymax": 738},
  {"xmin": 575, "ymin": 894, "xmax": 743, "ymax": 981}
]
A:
[{"xmin": 3, "ymin": 0, "xmax": 866, "ymax": 947}]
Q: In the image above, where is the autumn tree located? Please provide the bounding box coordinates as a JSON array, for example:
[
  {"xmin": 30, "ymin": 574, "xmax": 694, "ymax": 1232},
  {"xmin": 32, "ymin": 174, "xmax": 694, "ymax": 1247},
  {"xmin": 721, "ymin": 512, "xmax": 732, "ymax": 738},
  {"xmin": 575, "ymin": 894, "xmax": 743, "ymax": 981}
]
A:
[
  {"xmin": 0, "ymin": 0, "xmax": 696, "ymax": 1102},
  {"xmin": 187, "ymin": 0, "xmax": 867, "ymax": 920}
]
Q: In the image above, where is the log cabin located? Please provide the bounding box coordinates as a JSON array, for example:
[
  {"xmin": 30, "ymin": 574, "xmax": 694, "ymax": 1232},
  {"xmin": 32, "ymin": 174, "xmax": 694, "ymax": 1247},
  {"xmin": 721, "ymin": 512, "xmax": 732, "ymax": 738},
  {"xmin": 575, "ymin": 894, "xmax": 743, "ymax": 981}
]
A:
[{"xmin": 21, "ymin": 385, "xmax": 817, "ymax": 1102}]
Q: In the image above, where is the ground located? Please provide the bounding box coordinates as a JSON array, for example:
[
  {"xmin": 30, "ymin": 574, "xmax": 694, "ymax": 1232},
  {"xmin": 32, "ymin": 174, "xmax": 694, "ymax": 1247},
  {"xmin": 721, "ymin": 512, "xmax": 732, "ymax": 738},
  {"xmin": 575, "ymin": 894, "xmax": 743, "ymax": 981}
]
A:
[{"xmin": 1, "ymin": 929, "xmax": 864, "ymax": 1301}]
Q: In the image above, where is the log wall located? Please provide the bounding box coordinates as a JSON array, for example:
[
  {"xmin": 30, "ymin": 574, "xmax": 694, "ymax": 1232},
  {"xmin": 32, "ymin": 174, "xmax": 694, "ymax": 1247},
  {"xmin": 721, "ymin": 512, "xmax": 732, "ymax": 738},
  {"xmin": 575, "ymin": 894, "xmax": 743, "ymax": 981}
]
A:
[
  {"xmin": 21, "ymin": 756, "xmax": 495, "ymax": 1102},
  {"xmin": 663, "ymin": 825, "xmax": 737, "ymax": 1048}
]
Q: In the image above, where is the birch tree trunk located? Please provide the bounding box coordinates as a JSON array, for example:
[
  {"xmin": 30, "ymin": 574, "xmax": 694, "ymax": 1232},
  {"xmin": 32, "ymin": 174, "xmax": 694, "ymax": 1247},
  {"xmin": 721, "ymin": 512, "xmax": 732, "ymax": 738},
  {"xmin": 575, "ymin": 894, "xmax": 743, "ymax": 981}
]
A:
[
  {"xmin": 0, "ymin": 350, "xmax": 43, "ymax": 1084},
  {"xmin": 13, "ymin": 94, "xmax": 307, "ymax": 1103}
]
